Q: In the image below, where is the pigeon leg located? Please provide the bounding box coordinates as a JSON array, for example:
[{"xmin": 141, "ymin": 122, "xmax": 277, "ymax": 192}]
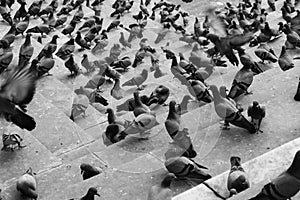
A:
[{"xmin": 220, "ymin": 121, "xmax": 230, "ymax": 130}]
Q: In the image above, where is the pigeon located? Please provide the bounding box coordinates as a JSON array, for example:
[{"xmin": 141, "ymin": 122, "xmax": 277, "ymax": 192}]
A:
[
  {"xmin": 295, "ymin": 77, "xmax": 300, "ymax": 101},
  {"xmin": 16, "ymin": 168, "xmax": 37, "ymax": 199},
  {"xmin": 147, "ymin": 85, "xmax": 170, "ymax": 106},
  {"xmin": 228, "ymin": 63, "xmax": 254, "ymax": 100},
  {"xmin": 278, "ymin": 45, "xmax": 294, "ymax": 71},
  {"xmin": 122, "ymin": 69, "xmax": 148, "ymax": 90},
  {"xmin": 79, "ymin": 16, "xmax": 98, "ymax": 30},
  {"xmin": 28, "ymin": 0, "xmax": 43, "ymax": 18},
  {"xmin": 119, "ymin": 112, "xmax": 159, "ymax": 138},
  {"xmin": 147, "ymin": 173, "xmax": 176, "ymax": 200},
  {"xmin": 80, "ymin": 163, "xmax": 102, "ymax": 180},
  {"xmin": 165, "ymin": 101, "xmax": 181, "ymax": 138},
  {"xmin": 70, "ymin": 94, "xmax": 89, "ymax": 121},
  {"xmin": 247, "ymin": 101, "xmax": 266, "ymax": 134},
  {"xmin": 69, "ymin": 187, "xmax": 100, "ymax": 200},
  {"xmin": 75, "ymin": 31, "xmax": 91, "ymax": 50},
  {"xmin": 1, "ymin": 131, "xmax": 25, "ymax": 151},
  {"xmin": 65, "ymin": 54, "xmax": 80, "ymax": 76},
  {"xmin": 106, "ymin": 108, "xmax": 129, "ymax": 127},
  {"xmin": 132, "ymin": 91, "xmax": 151, "ymax": 117},
  {"xmin": 53, "ymin": 15, "xmax": 68, "ymax": 28},
  {"xmin": 111, "ymin": 79, "xmax": 125, "ymax": 100},
  {"xmin": 206, "ymin": 32, "xmax": 254, "ymax": 66},
  {"xmin": 154, "ymin": 28, "xmax": 169, "ymax": 44},
  {"xmin": 116, "ymin": 94, "xmax": 149, "ymax": 112},
  {"xmin": 55, "ymin": 38, "xmax": 75, "ymax": 60},
  {"xmin": 33, "ymin": 48, "xmax": 55, "ymax": 77},
  {"xmin": 13, "ymin": 1, "xmax": 27, "ymax": 22},
  {"xmin": 164, "ymin": 156, "xmax": 211, "ymax": 183},
  {"xmin": 140, "ymin": 0, "xmax": 149, "ymax": 16},
  {"xmin": 190, "ymin": 65, "xmax": 214, "ymax": 82},
  {"xmin": 209, "ymin": 85, "xmax": 256, "ymax": 133},
  {"xmin": 26, "ymin": 24, "xmax": 51, "ymax": 37},
  {"xmin": 104, "ymin": 63, "xmax": 121, "ymax": 81},
  {"xmin": 227, "ymin": 156, "xmax": 250, "ymax": 196},
  {"xmin": 62, "ymin": 20, "xmax": 77, "ymax": 37},
  {"xmin": 268, "ymin": 0, "xmax": 276, "ymax": 11},
  {"xmin": 254, "ymin": 46, "xmax": 277, "ymax": 63},
  {"xmin": 107, "ymin": 14, "xmax": 121, "ymax": 32},
  {"xmin": 37, "ymin": 35, "xmax": 59, "ymax": 61},
  {"xmin": 1, "ymin": 25, "xmax": 15, "ymax": 46},
  {"xmin": 84, "ymin": 27, "xmax": 98, "ymax": 44},
  {"xmin": 18, "ymin": 33, "xmax": 34, "ymax": 68},
  {"xmin": 249, "ymin": 150, "xmax": 300, "ymax": 200},
  {"xmin": 187, "ymin": 80, "xmax": 213, "ymax": 103},
  {"xmin": 81, "ymin": 54, "xmax": 96, "ymax": 73},
  {"xmin": 15, "ymin": 14, "xmax": 30, "ymax": 36},
  {"xmin": 282, "ymin": 23, "xmax": 300, "ymax": 48},
  {"xmin": 72, "ymin": 4, "xmax": 84, "ymax": 22},
  {"xmin": 119, "ymin": 32, "xmax": 131, "ymax": 49},
  {"xmin": 84, "ymin": 74, "xmax": 105, "ymax": 89},
  {"xmin": 110, "ymin": 56, "xmax": 131, "ymax": 72},
  {"xmin": 109, "ymin": 43, "xmax": 122, "ymax": 62},
  {"xmin": 165, "ymin": 127, "xmax": 197, "ymax": 159},
  {"xmin": 92, "ymin": 39, "xmax": 109, "ymax": 54},
  {"xmin": 194, "ymin": 17, "xmax": 208, "ymax": 37},
  {"xmin": 0, "ymin": 66, "xmax": 37, "ymax": 131},
  {"xmin": 0, "ymin": 50, "xmax": 13, "ymax": 74},
  {"xmin": 178, "ymin": 95, "xmax": 192, "ymax": 115},
  {"xmin": 0, "ymin": 0, "xmax": 13, "ymax": 25},
  {"xmin": 132, "ymin": 48, "xmax": 146, "ymax": 68}
]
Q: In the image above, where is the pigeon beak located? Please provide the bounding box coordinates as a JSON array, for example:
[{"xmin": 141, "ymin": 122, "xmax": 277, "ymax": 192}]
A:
[{"xmin": 96, "ymin": 192, "xmax": 101, "ymax": 196}]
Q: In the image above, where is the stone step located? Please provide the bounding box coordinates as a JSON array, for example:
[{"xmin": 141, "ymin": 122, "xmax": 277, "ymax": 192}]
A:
[
  {"xmin": 0, "ymin": 153, "xmax": 106, "ymax": 200},
  {"xmin": 27, "ymin": 92, "xmax": 94, "ymax": 155},
  {"xmin": 173, "ymin": 132, "xmax": 300, "ymax": 200},
  {"xmin": 0, "ymin": 126, "xmax": 61, "ymax": 185}
]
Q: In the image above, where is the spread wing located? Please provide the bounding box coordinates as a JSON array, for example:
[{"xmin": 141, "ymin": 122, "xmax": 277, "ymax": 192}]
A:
[{"xmin": 0, "ymin": 66, "xmax": 37, "ymax": 106}]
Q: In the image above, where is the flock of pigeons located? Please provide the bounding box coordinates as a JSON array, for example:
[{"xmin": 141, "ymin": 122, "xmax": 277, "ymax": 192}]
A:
[{"xmin": 0, "ymin": 0, "xmax": 300, "ymax": 199}]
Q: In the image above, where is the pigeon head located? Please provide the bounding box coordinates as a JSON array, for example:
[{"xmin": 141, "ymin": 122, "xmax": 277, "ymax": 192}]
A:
[
  {"xmin": 82, "ymin": 54, "xmax": 87, "ymax": 58},
  {"xmin": 161, "ymin": 173, "xmax": 176, "ymax": 188},
  {"xmin": 87, "ymin": 187, "xmax": 100, "ymax": 196},
  {"xmin": 230, "ymin": 156, "xmax": 242, "ymax": 167},
  {"xmin": 252, "ymin": 101, "xmax": 259, "ymax": 107}
]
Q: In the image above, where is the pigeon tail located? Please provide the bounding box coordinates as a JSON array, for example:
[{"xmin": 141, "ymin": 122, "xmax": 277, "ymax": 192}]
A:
[
  {"xmin": 10, "ymin": 109, "xmax": 36, "ymax": 131},
  {"xmin": 228, "ymin": 112, "xmax": 256, "ymax": 133}
]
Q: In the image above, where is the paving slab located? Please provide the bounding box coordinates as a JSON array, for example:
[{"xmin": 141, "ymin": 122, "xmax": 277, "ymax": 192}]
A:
[
  {"xmin": 173, "ymin": 134, "xmax": 300, "ymax": 200},
  {"xmin": 28, "ymin": 92, "xmax": 94, "ymax": 155},
  {"xmin": 0, "ymin": 127, "xmax": 61, "ymax": 185}
]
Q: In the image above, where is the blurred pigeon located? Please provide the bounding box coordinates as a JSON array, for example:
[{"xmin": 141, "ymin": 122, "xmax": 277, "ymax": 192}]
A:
[
  {"xmin": 132, "ymin": 91, "xmax": 151, "ymax": 117},
  {"xmin": 111, "ymin": 79, "xmax": 125, "ymax": 100},
  {"xmin": 37, "ymin": 35, "xmax": 59, "ymax": 61},
  {"xmin": 0, "ymin": 66, "xmax": 37, "ymax": 131},
  {"xmin": 70, "ymin": 94, "xmax": 89, "ymax": 121},
  {"xmin": 122, "ymin": 69, "xmax": 148, "ymax": 90},
  {"xmin": 147, "ymin": 173, "xmax": 176, "ymax": 200},
  {"xmin": 16, "ymin": 168, "xmax": 37, "ymax": 199}
]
